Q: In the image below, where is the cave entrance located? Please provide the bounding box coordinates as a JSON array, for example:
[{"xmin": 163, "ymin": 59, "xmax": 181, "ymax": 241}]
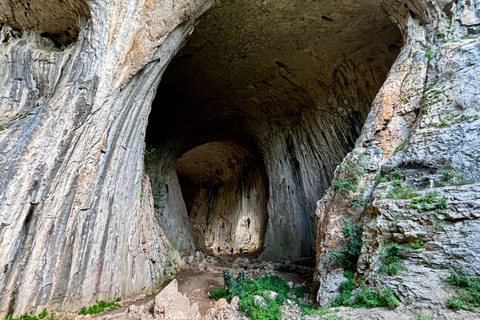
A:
[
  {"xmin": 145, "ymin": 0, "xmax": 402, "ymax": 260},
  {"xmin": 175, "ymin": 141, "xmax": 268, "ymax": 254}
]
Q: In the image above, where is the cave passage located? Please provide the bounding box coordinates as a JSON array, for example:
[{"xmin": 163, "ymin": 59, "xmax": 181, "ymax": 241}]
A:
[
  {"xmin": 144, "ymin": 0, "xmax": 402, "ymax": 260},
  {"xmin": 176, "ymin": 141, "xmax": 268, "ymax": 253}
]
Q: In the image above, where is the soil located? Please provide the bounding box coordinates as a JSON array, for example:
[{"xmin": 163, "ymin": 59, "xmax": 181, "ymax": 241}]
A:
[{"xmin": 62, "ymin": 252, "xmax": 315, "ymax": 319}]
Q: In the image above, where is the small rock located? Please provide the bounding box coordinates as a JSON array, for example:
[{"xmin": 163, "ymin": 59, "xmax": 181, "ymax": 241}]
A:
[
  {"xmin": 253, "ymin": 295, "xmax": 267, "ymax": 309},
  {"xmin": 195, "ymin": 251, "xmax": 205, "ymax": 262},
  {"xmin": 233, "ymin": 257, "xmax": 249, "ymax": 265},
  {"xmin": 215, "ymin": 298, "xmax": 229, "ymax": 310},
  {"xmin": 287, "ymin": 281, "xmax": 294, "ymax": 289},
  {"xmin": 230, "ymin": 296, "xmax": 240, "ymax": 310},
  {"xmin": 285, "ymin": 260, "xmax": 291, "ymax": 266},
  {"xmin": 266, "ymin": 290, "xmax": 278, "ymax": 300}
]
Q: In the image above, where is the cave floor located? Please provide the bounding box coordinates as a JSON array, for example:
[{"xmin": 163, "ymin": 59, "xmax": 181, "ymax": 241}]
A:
[{"xmin": 59, "ymin": 254, "xmax": 479, "ymax": 319}]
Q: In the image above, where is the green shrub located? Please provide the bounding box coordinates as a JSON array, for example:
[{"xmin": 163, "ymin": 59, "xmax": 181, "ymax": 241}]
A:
[
  {"xmin": 379, "ymin": 243, "xmax": 408, "ymax": 276},
  {"xmin": 445, "ymin": 270, "xmax": 480, "ymax": 311},
  {"xmin": 410, "ymin": 241, "xmax": 425, "ymax": 249},
  {"xmin": 392, "ymin": 168, "xmax": 403, "ymax": 180},
  {"xmin": 436, "ymin": 168, "xmax": 475, "ymax": 186},
  {"xmin": 330, "ymin": 220, "xmax": 363, "ymax": 271},
  {"xmin": 6, "ymin": 309, "xmax": 56, "ymax": 320},
  {"xmin": 331, "ymin": 177, "xmax": 358, "ymax": 197},
  {"xmin": 210, "ymin": 269, "xmax": 290, "ymax": 320},
  {"xmin": 387, "ymin": 185, "xmax": 418, "ymax": 199},
  {"xmin": 409, "ymin": 191, "xmax": 447, "ymax": 213},
  {"xmin": 294, "ymin": 285, "xmax": 309, "ymax": 298},
  {"xmin": 78, "ymin": 299, "xmax": 121, "ymax": 315},
  {"xmin": 351, "ymin": 284, "xmax": 399, "ymax": 309},
  {"xmin": 331, "ymin": 270, "xmax": 355, "ymax": 307}
]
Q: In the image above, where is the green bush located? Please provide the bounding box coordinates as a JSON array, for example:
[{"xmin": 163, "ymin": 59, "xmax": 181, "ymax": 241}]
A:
[
  {"xmin": 438, "ymin": 168, "xmax": 475, "ymax": 186},
  {"xmin": 445, "ymin": 270, "xmax": 480, "ymax": 311},
  {"xmin": 331, "ymin": 177, "xmax": 358, "ymax": 197},
  {"xmin": 5, "ymin": 309, "xmax": 56, "ymax": 320},
  {"xmin": 409, "ymin": 191, "xmax": 447, "ymax": 213},
  {"xmin": 330, "ymin": 220, "xmax": 363, "ymax": 271},
  {"xmin": 410, "ymin": 241, "xmax": 425, "ymax": 249},
  {"xmin": 294, "ymin": 285, "xmax": 309, "ymax": 298},
  {"xmin": 210, "ymin": 268, "xmax": 289, "ymax": 320},
  {"xmin": 331, "ymin": 270, "xmax": 355, "ymax": 307},
  {"xmin": 78, "ymin": 299, "xmax": 121, "ymax": 315},
  {"xmin": 352, "ymin": 284, "xmax": 398, "ymax": 309},
  {"xmin": 379, "ymin": 243, "xmax": 408, "ymax": 276},
  {"xmin": 387, "ymin": 185, "xmax": 418, "ymax": 199}
]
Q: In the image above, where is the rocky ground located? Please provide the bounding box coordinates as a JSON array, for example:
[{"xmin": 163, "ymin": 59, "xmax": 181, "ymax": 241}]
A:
[{"xmin": 45, "ymin": 251, "xmax": 478, "ymax": 320}]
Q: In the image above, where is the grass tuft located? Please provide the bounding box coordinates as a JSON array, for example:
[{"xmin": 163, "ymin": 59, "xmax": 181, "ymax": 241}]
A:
[
  {"xmin": 445, "ymin": 270, "xmax": 480, "ymax": 311},
  {"xmin": 78, "ymin": 299, "xmax": 121, "ymax": 315}
]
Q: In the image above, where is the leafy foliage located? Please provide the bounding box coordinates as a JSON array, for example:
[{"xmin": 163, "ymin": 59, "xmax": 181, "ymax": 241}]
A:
[
  {"xmin": 294, "ymin": 285, "xmax": 309, "ymax": 299},
  {"xmin": 78, "ymin": 299, "xmax": 121, "ymax": 315},
  {"xmin": 352, "ymin": 284, "xmax": 399, "ymax": 309},
  {"xmin": 331, "ymin": 177, "xmax": 358, "ymax": 197},
  {"xmin": 410, "ymin": 241, "xmax": 425, "ymax": 249},
  {"xmin": 387, "ymin": 184, "xmax": 418, "ymax": 199},
  {"xmin": 379, "ymin": 243, "xmax": 408, "ymax": 276},
  {"xmin": 6, "ymin": 310, "xmax": 57, "ymax": 320},
  {"xmin": 445, "ymin": 270, "xmax": 480, "ymax": 311},
  {"xmin": 331, "ymin": 270, "xmax": 355, "ymax": 307},
  {"xmin": 409, "ymin": 191, "xmax": 448, "ymax": 213},
  {"xmin": 330, "ymin": 219, "xmax": 363, "ymax": 271},
  {"xmin": 210, "ymin": 269, "xmax": 289, "ymax": 320}
]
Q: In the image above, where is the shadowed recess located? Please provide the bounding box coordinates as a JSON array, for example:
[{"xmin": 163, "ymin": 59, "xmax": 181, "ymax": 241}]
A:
[{"xmin": 145, "ymin": 0, "xmax": 402, "ymax": 260}]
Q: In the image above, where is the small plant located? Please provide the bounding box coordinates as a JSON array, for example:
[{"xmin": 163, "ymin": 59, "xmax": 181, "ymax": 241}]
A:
[
  {"xmin": 379, "ymin": 243, "xmax": 408, "ymax": 276},
  {"xmin": 77, "ymin": 299, "xmax": 121, "ymax": 315},
  {"xmin": 210, "ymin": 269, "xmax": 289, "ymax": 320},
  {"xmin": 438, "ymin": 115, "xmax": 448, "ymax": 128},
  {"xmin": 392, "ymin": 167, "xmax": 403, "ymax": 180},
  {"xmin": 352, "ymin": 284, "xmax": 399, "ymax": 309},
  {"xmin": 331, "ymin": 177, "xmax": 358, "ymax": 197},
  {"xmin": 331, "ymin": 270, "xmax": 355, "ymax": 307},
  {"xmin": 401, "ymin": 97, "xmax": 409, "ymax": 104},
  {"xmin": 294, "ymin": 285, "xmax": 309, "ymax": 298},
  {"xmin": 409, "ymin": 191, "xmax": 447, "ymax": 213},
  {"xmin": 5, "ymin": 309, "xmax": 56, "ymax": 320},
  {"xmin": 144, "ymin": 147, "xmax": 158, "ymax": 168},
  {"xmin": 0, "ymin": 126, "xmax": 5, "ymax": 132},
  {"xmin": 376, "ymin": 175, "xmax": 388, "ymax": 183},
  {"xmin": 425, "ymin": 44, "xmax": 432, "ymax": 59},
  {"xmin": 437, "ymin": 167, "xmax": 475, "ymax": 186},
  {"xmin": 444, "ymin": 270, "xmax": 480, "ymax": 311},
  {"xmin": 387, "ymin": 185, "xmax": 418, "ymax": 199},
  {"xmin": 393, "ymin": 139, "xmax": 408, "ymax": 154},
  {"xmin": 330, "ymin": 219, "xmax": 363, "ymax": 271},
  {"xmin": 410, "ymin": 241, "xmax": 425, "ymax": 249}
]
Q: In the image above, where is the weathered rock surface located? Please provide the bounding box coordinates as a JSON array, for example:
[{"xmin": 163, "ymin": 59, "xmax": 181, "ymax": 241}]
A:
[
  {"xmin": 0, "ymin": 0, "xmax": 479, "ymax": 317},
  {"xmin": 0, "ymin": 0, "xmax": 213, "ymax": 317},
  {"xmin": 314, "ymin": 0, "xmax": 480, "ymax": 311}
]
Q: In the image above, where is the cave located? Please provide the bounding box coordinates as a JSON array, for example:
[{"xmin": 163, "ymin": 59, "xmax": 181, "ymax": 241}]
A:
[
  {"xmin": 2, "ymin": 0, "xmax": 479, "ymax": 315},
  {"xmin": 144, "ymin": 0, "xmax": 403, "ymax": 261}
]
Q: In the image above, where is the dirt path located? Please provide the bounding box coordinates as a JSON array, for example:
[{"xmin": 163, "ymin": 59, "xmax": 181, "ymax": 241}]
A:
[{"xmin": 176, "ymin": 269, "xmax": 223, "ymax": 315}]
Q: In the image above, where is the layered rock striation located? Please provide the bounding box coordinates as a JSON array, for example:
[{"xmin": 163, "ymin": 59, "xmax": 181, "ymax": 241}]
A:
[
  {"xmin": 314, "ymin": 0, "xmax": 480, "ymax": 310},
  {"xmin": 0, "ymin": 0, "xmax": 477, "ymax": 317}
]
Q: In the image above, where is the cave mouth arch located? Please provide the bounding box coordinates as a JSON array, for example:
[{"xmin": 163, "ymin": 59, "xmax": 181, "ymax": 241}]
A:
[
  {"xmin": 175, "ymin": 141, "xmax": 268, "ymax": 254},
  {"xmin": 145, "ymin": 0, "xmax": 403, "ymax": 260}
]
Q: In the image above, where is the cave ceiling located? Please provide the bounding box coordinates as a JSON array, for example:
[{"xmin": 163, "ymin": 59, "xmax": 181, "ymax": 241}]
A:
[{"xmin": 148, "ymin": 0, "xmax": 403, "ymax": 150}]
